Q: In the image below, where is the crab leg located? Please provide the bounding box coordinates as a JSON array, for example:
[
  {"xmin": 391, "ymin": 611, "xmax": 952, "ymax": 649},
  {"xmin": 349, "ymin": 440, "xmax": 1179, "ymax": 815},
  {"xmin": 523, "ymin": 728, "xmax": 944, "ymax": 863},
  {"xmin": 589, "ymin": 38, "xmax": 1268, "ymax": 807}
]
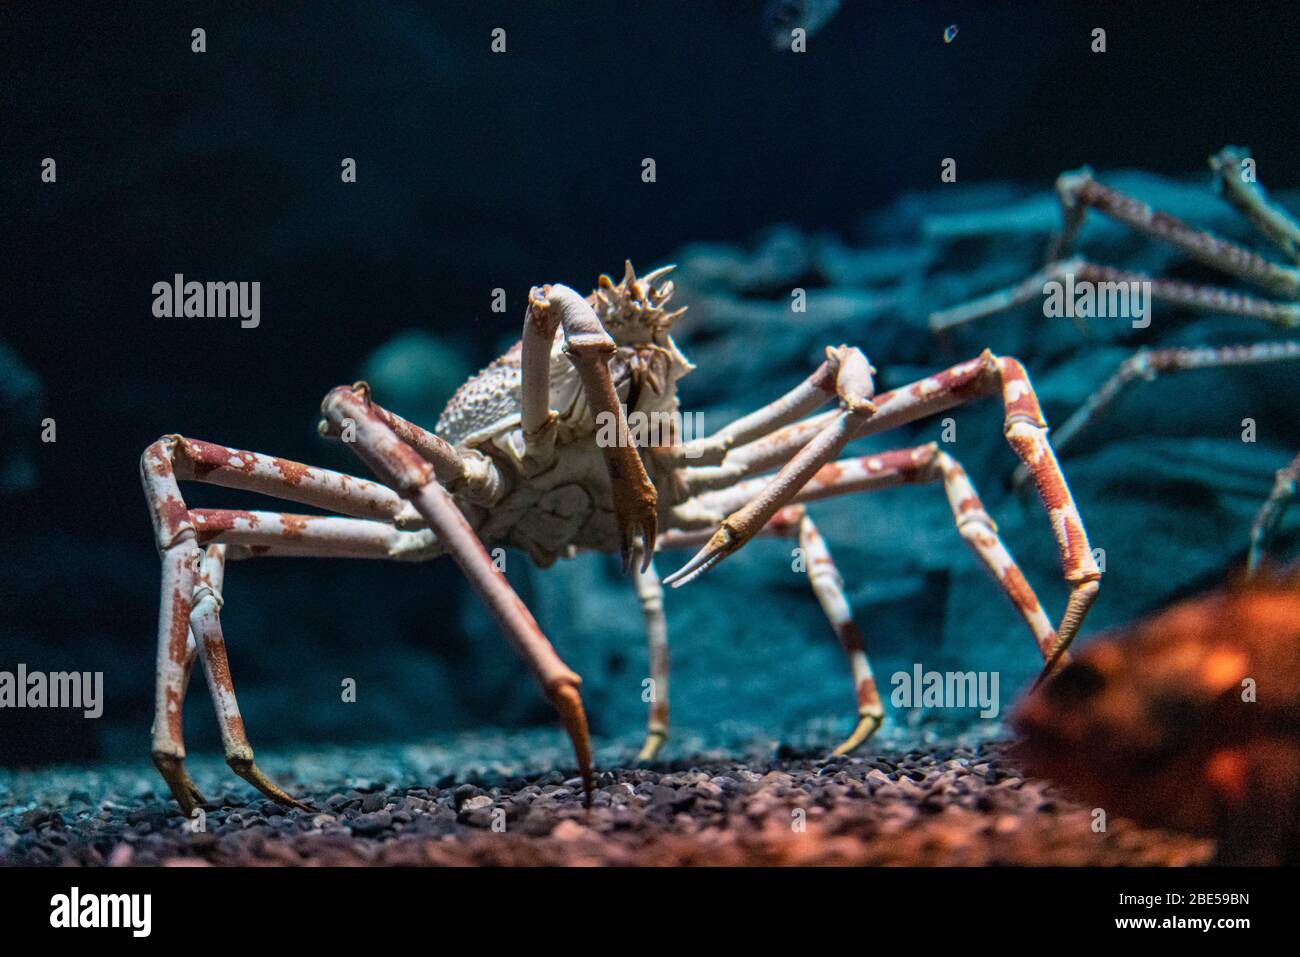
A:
[
  {"xmin": 668, "ymin": 351, "xmax": 1101, "ymax": 678},
  {"xmin": 679, "ymin": 445, "xmax": 1057, "ymax": 655},
  {"xmin": 1248, "ymin": 450, "xmax": 1300, "ymax": 574},
  {"xmin": 668, "ymin": 353, "xmax": 845, "ymax": 467},
  {"xmin": 321, "ymin": 384, "xmax": 596, "ymax": 804},
  {"xmin": 666, "ymin": 445, "xmax": 1059, "ymax": 752},
  {"xmin": 768, "ymin": 506, "xmax": 884, "ymax": 755},
  {"xmin": 319, "ymin": 384, "xmax": 506, "ymax": 506},
  {"xmin": 1049, "ymin": 167, "xmax": 1300, "ymax": 297},
  {"xmin": 1210, "ymin": 146, "xmax": 1300, "ymax": 263},
  {"xmin": 630, "ymin": 554, "xmax": 670, "ymax": 762},
  {"xmin": 930, "ymin": 258, "xmax": 1300, "ymax": 332},
  {"xmin": 665, "ymin": 347, "xmax": 877, "ymax": 584},
  {"xmin": 1011, "ymin": 341, "xmax": 1300, "ymax": 488},
  {"xmin": 141, "ymin": 434, "xmax": 462, "ymax": 811},
  {"xmin": 676, "ymin": 411, "xmax": 838, "ymax": 495},
  {"xmin": 151, "ymin": 542, "xmax": 204, "ymax": 811},
  {"xmin": 189, "ymin": 509, "xmax": 442, "ymax": 560},
  {"xmin": 147, "ymin": 434, "xmax": 417, "ymax": 525},
  {"xmin": 185, "ymin": 545, "xmax": 308, "ymax": 810},
  {"xmin": 654, "ymin": 506, "xmax": 885, "ymax": 757},
  {"xmin": 520, "ymin": 283, "xmax": 657, "ymax": 571}
]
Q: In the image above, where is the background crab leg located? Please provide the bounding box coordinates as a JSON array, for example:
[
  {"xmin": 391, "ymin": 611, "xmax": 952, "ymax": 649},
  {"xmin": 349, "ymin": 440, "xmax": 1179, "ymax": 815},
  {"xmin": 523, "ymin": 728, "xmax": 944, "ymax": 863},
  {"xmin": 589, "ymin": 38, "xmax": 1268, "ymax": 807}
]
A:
[
  {"xmin": 1011, "ymin": 341, "xmax": 1300, "ymax": 487},
  {"xmin": 140, "ymin": 434, "xmax": 460, "ymax": 810},
  {"xmin": 322, "ymin": 384, "xmax": 596, "ymax": 804},
  {"xmin": 930, "ymin": 148, "xmax": 1300, "ymax": 333},
  {"xmin": 1248, "ymin": 450, "xmax": 1300, "ymax": 573},
  {"xmin": 1048, "ymin": 167, "xmax": 1300, "ymax": 297},
  {"xmin": 1211, "ymin": 146, "xmax": 1300, "ymax": 262},
  {"xmin": 669, "ymin": 351, "xmax": 1101, "ymax": 677},
  {"xmin": 520, "ymin": 283, "xmax": 657, "ymax": 570}
]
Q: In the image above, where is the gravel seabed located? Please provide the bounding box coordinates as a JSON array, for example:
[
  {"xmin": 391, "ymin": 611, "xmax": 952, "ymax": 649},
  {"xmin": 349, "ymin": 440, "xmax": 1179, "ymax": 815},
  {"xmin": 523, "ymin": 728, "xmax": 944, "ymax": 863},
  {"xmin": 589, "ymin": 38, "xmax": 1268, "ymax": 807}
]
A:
[{"xmin": 0, "ymin": 718, "xmax": 1212, "ymax": 866}]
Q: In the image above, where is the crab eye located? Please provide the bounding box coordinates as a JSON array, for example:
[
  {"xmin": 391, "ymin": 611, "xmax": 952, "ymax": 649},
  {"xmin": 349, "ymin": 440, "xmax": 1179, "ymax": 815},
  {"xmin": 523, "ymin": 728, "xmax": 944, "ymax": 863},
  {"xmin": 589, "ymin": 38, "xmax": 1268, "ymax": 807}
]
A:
[{"xmin": 1043, "ymin": 660, "xmax": 1106, "ymax": 703}]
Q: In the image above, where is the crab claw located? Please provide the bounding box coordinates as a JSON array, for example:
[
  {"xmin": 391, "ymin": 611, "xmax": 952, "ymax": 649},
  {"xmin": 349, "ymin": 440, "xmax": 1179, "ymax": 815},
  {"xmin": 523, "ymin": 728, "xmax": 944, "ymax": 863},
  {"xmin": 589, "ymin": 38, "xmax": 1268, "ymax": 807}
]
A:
[{"xmin": 663, "ymin": 521, "xmax": 742, "ymax": 588}]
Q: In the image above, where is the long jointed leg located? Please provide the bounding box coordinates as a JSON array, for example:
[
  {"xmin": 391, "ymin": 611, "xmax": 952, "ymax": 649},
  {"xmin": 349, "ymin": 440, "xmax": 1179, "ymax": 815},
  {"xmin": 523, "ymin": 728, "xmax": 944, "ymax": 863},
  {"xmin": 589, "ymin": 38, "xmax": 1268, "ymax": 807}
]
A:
[
  {"xmin": 1013, "ymin": 341, "xmax": 1300, "ymax": 487},
  {"xmin": 141, "ymin": 441, "xmax": 207, "ymax": 811},
  {"xmin": 321, "ymin": 384, "xmax": 597, "ymax": 804},
  {"xmin": 1211, "ymin": 147, "xmax": 1300, "ymax": 264},
  {"xmin": 669, "ymin": 351, "xmax": 846, "ymax": 467},
  {"xmin": 665, "ymin": 346, "xmax": 878, "ymax": 586},
  {"xmin": 668, "ymin": 351, "xmax": 1101, "ymax": 682},
  {"xmin": 768, "ymin": 506, "xmax": 884, "ymax": 755},
  {"xmin": 1049, "ymin": 167, "xmax": 1300, "ymax": 297},
  {"xmin": 1248, "ymin": 450, "xmax": 1300, "ymax": 574},
  {"xmin": 631, "ymin": 555, "xmax": 670, "ymax": 762},
  {"xmin": 678, "ymin": 445, "xmax": 1059, "ymax": 750},
  {"xmin": 930, "ymin": 258, "xmax": 1300, "ymax": 332},
  {"xmin": 187, "ymin": 545, "xmax": 307, "ymax": 810},
  {"xmin": 141, "ymin": 434, "xmax": 449, "ymax": 811},
  {"xmin": 520, "ymin": 283, "xmax": 657, "ymax": 571}
]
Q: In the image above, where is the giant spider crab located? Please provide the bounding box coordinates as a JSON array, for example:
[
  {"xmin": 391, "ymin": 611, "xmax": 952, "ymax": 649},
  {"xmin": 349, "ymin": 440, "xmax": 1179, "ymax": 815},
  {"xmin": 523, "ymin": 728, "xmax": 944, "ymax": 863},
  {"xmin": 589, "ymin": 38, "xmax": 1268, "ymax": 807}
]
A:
[
  {"xmin": 142, "ymin": 264, "xmax": 1100, "ymax": 811},
  {"xmin": 930, "ymin": 146, "xmax": 1300, "ymax": 569}
]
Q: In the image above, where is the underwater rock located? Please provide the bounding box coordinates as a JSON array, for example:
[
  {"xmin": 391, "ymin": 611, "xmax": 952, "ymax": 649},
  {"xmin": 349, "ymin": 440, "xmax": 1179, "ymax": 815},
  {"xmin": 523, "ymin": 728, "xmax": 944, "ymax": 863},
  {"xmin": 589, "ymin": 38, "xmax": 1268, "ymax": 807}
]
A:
[{"xmin": 1014, "ymin": 571, "xmax": 1300, "ymax": 864}]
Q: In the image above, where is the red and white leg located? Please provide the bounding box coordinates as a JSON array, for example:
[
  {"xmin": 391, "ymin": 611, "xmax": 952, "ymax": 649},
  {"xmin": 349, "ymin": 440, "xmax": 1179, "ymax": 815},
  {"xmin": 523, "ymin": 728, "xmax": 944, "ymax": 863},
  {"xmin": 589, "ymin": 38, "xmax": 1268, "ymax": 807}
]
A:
[
  {"xmin": 665, "ymin": 346, "xmax": 878, "ymax": 585},
  {"xmin": 668, "ymin": 351, "xmax": 1101, "ymax": 679},
  {"xmin": 769, "ymin": 506, "xmax": 884, "ymax": 755},
  {"xmin": 141, "ymin": 435, "xmax": 453, "ymax": 812},
  {"xmin": 929, "ymin": 152, "xmax": 1300, "ymax": 333},
  {"xmin": 664, "ymin": 441, "xmax": 1060, "ymax": 752},
  {"xmin": 186, "ymin": 544, "xmax": 308, "ymax": 809}
]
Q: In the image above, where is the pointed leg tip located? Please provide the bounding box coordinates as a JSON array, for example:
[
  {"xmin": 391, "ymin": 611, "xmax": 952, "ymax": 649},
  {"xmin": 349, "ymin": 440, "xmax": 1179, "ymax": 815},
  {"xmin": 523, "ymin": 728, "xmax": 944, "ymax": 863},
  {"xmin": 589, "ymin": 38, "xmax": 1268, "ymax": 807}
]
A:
[
  {"xmin": 663, "ymin": 546, "xmax": 724, "ymax": 588},
  {"xmin": 635, "ymin": 730, "xmax": 667, "ymax": 764},
  {"xmin": 831, "ymin": 715, "xmax": 884, "ymax": 756},
  {"xmin": 229, "ymin": 757, "xmax": 307, "ymax": 811}
]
